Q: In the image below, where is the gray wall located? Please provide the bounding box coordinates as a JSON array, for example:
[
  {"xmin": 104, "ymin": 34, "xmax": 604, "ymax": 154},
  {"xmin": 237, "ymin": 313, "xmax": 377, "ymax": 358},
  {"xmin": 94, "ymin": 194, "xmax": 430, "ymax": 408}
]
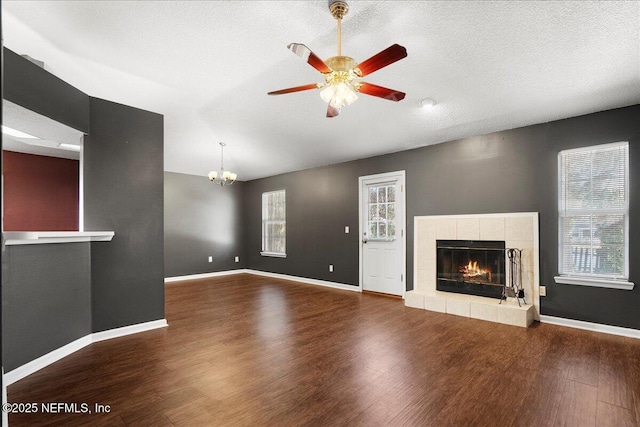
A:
[
  {"xmin": 2, "ymin": 51, "xmax": 165, "ymax": 371},
  {"xmin": 84, "ymin": 97, "xmax": 165, "ymax": 333},
  {"xmin": 164, "ymin": 172, "xmax": 246, "ymax": 277},
  {"xmin": 244, "ymin": 165, "xmax": 362, "ymax": 284},
  {"xmin": 3, "ymin": 47, "xmax": 89, "ymax": 133},
  {"xmin": 1, "ymin": 49, "xmax": 94, "ymax": 373},
  {"xmin": 1, "ymin": 244, "xmax": 91, "ymax": 371},
  {"xmin": 243, "ymin": 104, "xmax": 640, "ymax": 330}
]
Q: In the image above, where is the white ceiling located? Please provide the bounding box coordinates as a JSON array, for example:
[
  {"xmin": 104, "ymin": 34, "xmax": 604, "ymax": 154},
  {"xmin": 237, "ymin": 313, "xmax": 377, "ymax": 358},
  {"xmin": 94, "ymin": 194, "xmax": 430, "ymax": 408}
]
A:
[{"xmin": 3, "ymin": 1, "xmax": 639, "ymax": 180}]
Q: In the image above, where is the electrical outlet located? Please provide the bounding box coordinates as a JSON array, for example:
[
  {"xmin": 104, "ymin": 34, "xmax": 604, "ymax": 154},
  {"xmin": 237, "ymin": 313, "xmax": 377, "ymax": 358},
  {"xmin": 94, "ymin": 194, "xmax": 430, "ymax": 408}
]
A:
[
  {"xmin": 539, "ymin": 286, "xmax": 546, "ymax": 297},
  {"xmin": 345, "ymin": 226, "xmax": 349, "ymax": 234},
  {"xmin": 208, "ymin": 256, "xmax": 213, "ymax": 263},
  {"xmin": 235, "ymin": 256, "xmax": 239, "ymax": 263},
  {"xmin": 329, "ymin": 264, "xmax": 333, "ymax": 272}
]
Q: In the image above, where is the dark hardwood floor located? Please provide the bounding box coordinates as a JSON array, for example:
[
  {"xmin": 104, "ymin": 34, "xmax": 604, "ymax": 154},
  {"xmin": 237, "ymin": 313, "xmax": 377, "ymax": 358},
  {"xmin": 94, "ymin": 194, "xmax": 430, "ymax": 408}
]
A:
[{"xmin": 7, "ymin": 273, "xmax": 640, "ymax": 426}]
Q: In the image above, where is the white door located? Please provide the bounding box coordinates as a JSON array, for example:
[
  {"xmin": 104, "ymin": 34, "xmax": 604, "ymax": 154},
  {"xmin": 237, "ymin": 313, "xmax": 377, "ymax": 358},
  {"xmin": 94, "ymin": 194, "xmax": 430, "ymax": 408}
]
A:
[{"xmin": 359, "ymin": 171, "xmax": 405, "ymax": 296}]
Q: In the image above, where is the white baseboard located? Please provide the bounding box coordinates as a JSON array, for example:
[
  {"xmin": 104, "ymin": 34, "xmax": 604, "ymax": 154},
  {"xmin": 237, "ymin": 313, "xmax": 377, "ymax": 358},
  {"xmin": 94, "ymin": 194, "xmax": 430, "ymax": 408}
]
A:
[
  {"xmin": 92, "ymin": 319, "xmax": 168, "ymax": 342},
  {"xmin": 540, "ymin": 315, "xmax": 640, "ymax": 339},
  {"xmin": 4, "ymin": 319, "xmax": 168, "ymax": 387},
  {"xmin": 165, "ymin": 268, "xmax": 360, "ymax": 292},
  {"xmin": 245, "ymin": 269, "xmax": 360, "ymax": 292},
  {"xmin": 164, "ymin": 269, "xmax": 250, "ymax": 283},
  {"xmin": 3, "ymin": 335, "xmax": 93, "ymax": 387}
]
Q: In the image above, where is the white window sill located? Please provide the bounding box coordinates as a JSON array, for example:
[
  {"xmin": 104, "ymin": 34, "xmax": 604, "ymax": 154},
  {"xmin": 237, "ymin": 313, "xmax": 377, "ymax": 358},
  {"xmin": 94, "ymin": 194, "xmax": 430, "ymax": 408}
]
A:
[
  {"xmin": 554, "ymin": 276, "xmax": 634, "ymax": 290},
  {"xmin": 260, "ymin": 251, "xmax": 287, "ymax": 258}
]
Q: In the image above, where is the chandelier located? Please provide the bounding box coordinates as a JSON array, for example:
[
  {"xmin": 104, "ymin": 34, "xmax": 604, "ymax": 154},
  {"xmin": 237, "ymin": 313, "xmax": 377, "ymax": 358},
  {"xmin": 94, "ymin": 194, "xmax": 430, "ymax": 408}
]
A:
[{"xmin": 208, "ymin": 142, "xmax": 237, "ymax": 186}]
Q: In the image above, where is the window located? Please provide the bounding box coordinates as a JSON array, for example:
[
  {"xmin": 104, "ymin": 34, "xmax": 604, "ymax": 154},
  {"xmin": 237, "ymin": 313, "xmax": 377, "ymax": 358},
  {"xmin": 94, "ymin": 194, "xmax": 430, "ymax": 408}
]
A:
[
  {"xmin": 556, "ymin": 141, "xmax": 633, "ymax": 289},
  {"xmin": 366, "ymin": 184, "xmax": 396, "ymax": 240},
  {"xmin": 261, "ymin": 190, "xmax": 286, "ymax": 257}
]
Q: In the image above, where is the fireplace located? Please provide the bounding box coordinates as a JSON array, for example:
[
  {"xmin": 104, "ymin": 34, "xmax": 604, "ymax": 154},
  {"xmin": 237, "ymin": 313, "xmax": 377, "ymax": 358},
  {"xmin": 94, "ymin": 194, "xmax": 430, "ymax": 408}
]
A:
[{"xmin": 436, "ymin": 240, "xmax": 506, "ymax": 299}]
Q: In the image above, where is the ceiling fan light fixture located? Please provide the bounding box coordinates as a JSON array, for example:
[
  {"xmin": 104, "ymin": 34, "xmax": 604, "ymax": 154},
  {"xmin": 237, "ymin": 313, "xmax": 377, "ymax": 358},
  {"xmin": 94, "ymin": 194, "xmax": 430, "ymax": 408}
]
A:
[{"xmin": 321, "ymin": 82, "xmax": 358, "ymax": 109}]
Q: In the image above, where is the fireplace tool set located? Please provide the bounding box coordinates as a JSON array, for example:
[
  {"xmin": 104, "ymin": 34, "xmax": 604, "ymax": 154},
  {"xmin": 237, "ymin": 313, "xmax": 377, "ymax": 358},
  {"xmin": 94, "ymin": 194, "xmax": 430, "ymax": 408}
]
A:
[{"xmin": 501, "ymin": 248, "xmax": 526, "ymax": 306}]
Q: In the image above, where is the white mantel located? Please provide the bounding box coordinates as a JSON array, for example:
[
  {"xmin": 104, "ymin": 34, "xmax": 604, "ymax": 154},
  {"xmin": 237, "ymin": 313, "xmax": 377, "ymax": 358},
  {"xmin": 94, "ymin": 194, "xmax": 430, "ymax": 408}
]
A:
[{"xmin": 406, "ymin": 213, "xmax": 539, "ymax": 327}]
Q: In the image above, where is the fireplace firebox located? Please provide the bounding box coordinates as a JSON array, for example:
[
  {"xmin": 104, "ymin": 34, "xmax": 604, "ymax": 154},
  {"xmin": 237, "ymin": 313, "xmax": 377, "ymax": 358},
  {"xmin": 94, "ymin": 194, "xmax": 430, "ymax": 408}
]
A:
[{"xmin": 436, "ymin": 240, "xmax": 506, "ymax": 299}]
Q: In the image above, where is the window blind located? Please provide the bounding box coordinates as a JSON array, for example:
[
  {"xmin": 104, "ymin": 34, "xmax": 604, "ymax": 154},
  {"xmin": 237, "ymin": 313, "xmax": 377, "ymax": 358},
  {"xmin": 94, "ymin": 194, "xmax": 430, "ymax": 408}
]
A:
[
  {"xmin": 262, "ymin": 190, "xmax": 286, "ymax": 254},
  {"xmin": 558, "ymin": 142, "xmax": 628, "ymax": 279}
]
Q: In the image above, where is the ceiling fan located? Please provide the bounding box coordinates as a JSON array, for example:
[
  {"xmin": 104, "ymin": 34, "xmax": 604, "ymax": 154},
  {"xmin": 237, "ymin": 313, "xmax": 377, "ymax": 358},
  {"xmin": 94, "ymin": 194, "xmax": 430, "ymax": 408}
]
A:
[{"xmin": 268, "ymin": 0, "xmax": 407, "ymax": 118}]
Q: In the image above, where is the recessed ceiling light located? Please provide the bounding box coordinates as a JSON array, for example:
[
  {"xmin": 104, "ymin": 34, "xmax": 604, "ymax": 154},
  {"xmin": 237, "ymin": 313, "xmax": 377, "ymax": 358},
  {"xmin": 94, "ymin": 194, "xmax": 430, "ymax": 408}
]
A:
[
  {"xmin": 419, "ymin": 98, "xmax": 435, "ymax": 109},
  {"xmin": 1, "ymin": 125, "xmax": 39, "ymax": 139}
]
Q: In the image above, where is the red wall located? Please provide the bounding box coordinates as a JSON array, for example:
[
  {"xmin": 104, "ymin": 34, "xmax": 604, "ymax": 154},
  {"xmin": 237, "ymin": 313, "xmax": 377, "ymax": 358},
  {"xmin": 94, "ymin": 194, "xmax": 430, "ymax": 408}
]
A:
[{"xmin": 3, "ymin": 150, "xmax": 79, "ymax": 231}]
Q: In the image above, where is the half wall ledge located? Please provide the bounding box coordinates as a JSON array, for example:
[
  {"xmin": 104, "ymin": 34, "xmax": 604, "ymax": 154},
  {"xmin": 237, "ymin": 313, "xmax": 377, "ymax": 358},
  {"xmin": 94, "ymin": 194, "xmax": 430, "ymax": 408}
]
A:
[{"xmin": 3, "ymin": 231, "xmax": 115, "ymax": 245}]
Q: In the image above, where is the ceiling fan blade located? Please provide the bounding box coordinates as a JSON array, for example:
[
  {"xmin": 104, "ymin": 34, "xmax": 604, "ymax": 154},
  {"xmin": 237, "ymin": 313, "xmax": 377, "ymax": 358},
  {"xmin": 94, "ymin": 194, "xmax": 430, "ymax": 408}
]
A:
[
  {"xmin": 326, "ymin": 104, "xmax": 340, "ymax": 118},
  {"xmin": 354, "ymin": 44, "xmax": 407, "ymax": 77},
  {"xmin": 357, "ymin": 83, "xmax": 406, "ymax": 102},
  {"xmin": 268, "ymin": 83, "xmax": 320, "ymax": 95},
  {"xmin": 288, "ymin": 43, "xmax": 332, "ymax": 74}
]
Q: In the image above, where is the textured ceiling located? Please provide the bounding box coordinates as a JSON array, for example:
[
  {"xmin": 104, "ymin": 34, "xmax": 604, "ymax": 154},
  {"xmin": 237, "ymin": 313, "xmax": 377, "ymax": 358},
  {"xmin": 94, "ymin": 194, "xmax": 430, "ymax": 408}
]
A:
[{"xmin": 3, "ymin": 1, "xmax": 639, "ymax": 180}]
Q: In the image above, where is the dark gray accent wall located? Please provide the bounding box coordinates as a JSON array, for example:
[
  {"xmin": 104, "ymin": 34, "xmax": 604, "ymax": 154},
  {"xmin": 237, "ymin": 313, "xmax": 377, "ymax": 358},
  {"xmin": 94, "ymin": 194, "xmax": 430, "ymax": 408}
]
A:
[
  {"xmin": 244, "ymin": 165, "xmax": 364, "ymax": 285},
  {"xmin": 1, "ymin": 244, "xmax": 91, "ymax": 371},
  {"xmin": 164, "ymin": 172, "xmax": 246, "ymax": 277},
  {"xmin": 84, "ymin": 97, "xmax": 164, "ymax": 333},
  {"xmin": 3, "ymin": 47, "xmax": 90, "ymax": 133},
  {"xmin": 244, "ymin": 104, "xmax": 640, "ymax": 330}
]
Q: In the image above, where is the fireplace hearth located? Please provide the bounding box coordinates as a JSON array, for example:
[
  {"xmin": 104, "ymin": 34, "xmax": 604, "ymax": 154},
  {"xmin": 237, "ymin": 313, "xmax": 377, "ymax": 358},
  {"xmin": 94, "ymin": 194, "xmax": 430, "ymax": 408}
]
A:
[{"xmin": 436, "ymin": 240, "xmax": 506, "ymax": 299}]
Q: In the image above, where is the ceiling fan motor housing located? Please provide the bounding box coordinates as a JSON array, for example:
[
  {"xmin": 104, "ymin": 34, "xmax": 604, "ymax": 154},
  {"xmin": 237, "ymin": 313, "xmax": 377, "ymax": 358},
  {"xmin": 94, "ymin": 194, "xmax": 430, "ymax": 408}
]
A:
[{"xmin": 325, "ymin": 56, "xmax": 356, "ymax": 72}]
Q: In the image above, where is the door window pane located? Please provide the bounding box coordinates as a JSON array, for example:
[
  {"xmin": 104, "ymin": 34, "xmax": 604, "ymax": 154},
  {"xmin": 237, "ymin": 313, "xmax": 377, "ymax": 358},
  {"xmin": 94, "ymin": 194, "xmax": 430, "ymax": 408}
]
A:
[{"xmin": 366, "ymin": 183, "xmax": 397, "ymax": 239}]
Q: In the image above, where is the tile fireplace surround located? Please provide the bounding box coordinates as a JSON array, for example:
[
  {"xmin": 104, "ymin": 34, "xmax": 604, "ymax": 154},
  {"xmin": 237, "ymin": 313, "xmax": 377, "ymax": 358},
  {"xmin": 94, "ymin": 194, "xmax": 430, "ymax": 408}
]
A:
[{"xmin": 406, "ymin": 213, "xmax": 539, "ymax": 327}]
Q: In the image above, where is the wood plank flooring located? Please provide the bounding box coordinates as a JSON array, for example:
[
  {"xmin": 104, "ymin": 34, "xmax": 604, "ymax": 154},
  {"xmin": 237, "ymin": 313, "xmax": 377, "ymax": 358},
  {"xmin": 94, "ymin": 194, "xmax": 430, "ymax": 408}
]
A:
[{"xmin": 7, "ymin": 273, "xmax": 640, "ymax": 426}]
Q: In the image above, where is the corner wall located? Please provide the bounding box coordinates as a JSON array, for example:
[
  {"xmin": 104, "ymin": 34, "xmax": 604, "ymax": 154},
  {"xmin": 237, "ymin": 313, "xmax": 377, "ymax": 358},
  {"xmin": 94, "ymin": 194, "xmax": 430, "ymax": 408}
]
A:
[
  {"xmin": 84, "ymin": 97, "xmax": 165, "ymax": 333},
  {"xmin": 164, "ymin": 172, "xmax": 246, "ymax": 277}
]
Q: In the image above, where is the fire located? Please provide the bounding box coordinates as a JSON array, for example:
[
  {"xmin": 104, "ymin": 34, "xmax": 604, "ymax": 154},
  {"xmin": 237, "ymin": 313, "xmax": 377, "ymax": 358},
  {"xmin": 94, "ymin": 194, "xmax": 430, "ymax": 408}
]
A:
[{"xmin": 460, "ymin": 260, "xmax": 492, "ymax": 282}]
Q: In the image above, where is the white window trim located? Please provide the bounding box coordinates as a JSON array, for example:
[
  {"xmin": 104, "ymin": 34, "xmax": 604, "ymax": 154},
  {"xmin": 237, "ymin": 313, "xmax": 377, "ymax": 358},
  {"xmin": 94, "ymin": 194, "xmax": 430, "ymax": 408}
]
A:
[
  {"xmin": 554, "ymin": 275, "xmax": 634, "ymax": 290},
  {"xmin": 555, "ymin": 141, "xmax": 633, "ymax": 290},
  {"xmin": 260, "ymin": 251, "xmax": 287, "ymax": 258},
  {"xmin": 261, "ymin": 189, "xmax": 286, "ymax": 257}
]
